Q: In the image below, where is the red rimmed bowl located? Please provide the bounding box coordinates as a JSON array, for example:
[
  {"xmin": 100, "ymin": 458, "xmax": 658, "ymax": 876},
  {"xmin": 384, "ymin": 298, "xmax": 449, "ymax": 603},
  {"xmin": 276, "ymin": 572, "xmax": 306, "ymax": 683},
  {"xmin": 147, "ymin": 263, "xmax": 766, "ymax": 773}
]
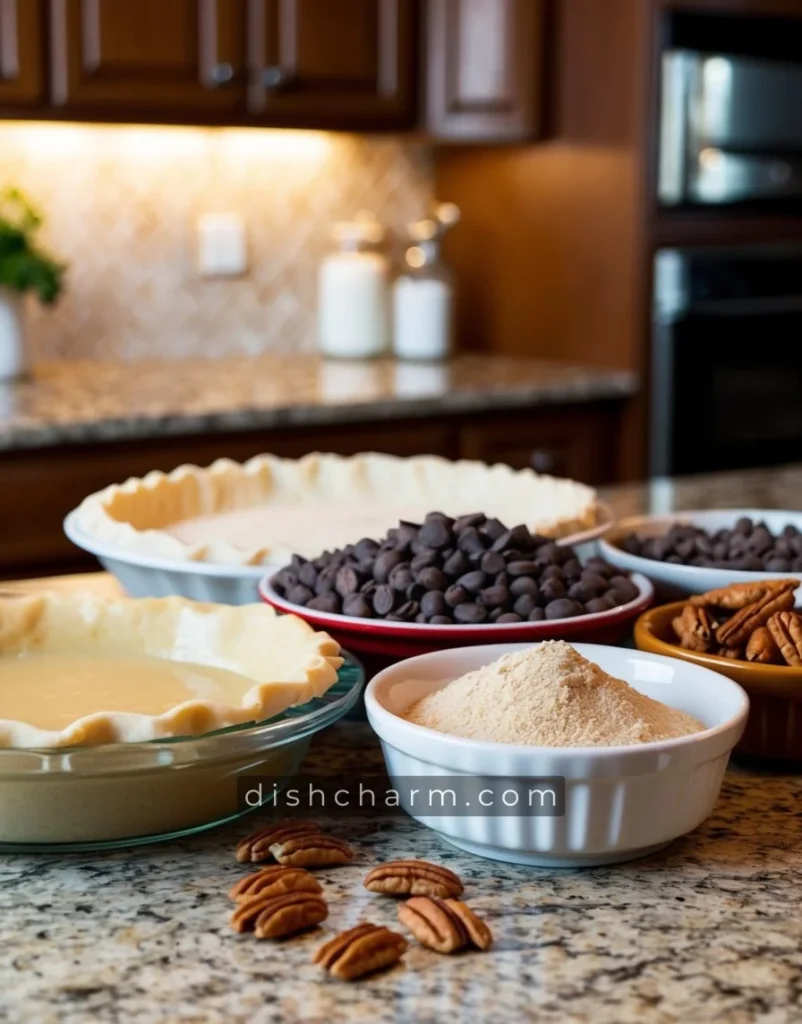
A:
[{"xmin": 259, "ymin": 573, "xmax": 654, "ymax": 678}]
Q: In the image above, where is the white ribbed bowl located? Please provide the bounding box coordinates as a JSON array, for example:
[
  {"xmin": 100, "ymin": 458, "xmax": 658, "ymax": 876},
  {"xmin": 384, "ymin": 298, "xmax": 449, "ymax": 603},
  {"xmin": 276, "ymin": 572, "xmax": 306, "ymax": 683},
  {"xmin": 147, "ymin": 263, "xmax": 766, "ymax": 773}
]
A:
[{"xmin": 365, "ymin": 643, "xmax": 748, "ymax": 867}]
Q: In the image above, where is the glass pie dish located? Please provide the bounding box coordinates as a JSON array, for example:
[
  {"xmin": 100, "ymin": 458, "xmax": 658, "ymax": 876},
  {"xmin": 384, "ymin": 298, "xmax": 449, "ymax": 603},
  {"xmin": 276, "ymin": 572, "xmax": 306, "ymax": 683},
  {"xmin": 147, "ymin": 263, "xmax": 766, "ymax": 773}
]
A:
[{"xmin": 0, "ymin": 657, "xmax": 363, "ymax": 853}]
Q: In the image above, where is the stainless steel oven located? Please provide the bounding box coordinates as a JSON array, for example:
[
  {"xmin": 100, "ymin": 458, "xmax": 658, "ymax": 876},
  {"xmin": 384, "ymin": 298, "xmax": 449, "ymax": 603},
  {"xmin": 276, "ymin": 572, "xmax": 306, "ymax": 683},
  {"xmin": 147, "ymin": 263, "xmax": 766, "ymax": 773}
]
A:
[
  {"xmin": 659, "ymin": 50, "xmax": 802, "ymax": 205},
  {"xmin": 651, "ymin": 244, "xmax": 802, "ymax": 476}
]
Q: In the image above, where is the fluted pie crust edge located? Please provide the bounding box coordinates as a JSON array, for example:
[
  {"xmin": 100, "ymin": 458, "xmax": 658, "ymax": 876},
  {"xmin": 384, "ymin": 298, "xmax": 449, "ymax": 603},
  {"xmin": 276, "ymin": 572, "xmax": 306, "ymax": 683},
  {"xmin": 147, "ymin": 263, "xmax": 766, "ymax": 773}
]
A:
[
  {"xmin": 72, "ymin": 452, "xmax": 599, "ymax": 567},
  {"xmin": 0, "ymin": 592, "xmax": 342, "ymax": 749}
]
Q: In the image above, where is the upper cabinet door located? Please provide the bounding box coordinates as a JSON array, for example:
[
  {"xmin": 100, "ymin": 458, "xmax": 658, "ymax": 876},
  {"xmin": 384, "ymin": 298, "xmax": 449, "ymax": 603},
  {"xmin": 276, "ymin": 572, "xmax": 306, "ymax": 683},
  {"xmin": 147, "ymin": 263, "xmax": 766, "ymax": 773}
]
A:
[
  {"xmin": 247, "ymin": 0, "xmax": 416, "ymax": 128},
  {"xmin": 0, "ymin": 0, "xmax": 46, "ymax": 106},
  {"xmin": 49, "ymin": 0, "xmax": 246, "ymax": 116},
  {"xmin": 426, "ymin": 0, "xmax": 544, "ymax": 141}
]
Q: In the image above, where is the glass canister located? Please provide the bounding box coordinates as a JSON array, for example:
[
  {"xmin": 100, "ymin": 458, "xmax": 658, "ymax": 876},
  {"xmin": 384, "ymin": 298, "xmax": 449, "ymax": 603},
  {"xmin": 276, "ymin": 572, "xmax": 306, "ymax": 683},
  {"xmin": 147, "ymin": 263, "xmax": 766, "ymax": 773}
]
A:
[
  {"xmin": 318, "ymin": 212, "xmax": 389, "ymax": 360},
  {"xmin": 392, "ymin": 203, "xmax": 460, "ymax": 362}
]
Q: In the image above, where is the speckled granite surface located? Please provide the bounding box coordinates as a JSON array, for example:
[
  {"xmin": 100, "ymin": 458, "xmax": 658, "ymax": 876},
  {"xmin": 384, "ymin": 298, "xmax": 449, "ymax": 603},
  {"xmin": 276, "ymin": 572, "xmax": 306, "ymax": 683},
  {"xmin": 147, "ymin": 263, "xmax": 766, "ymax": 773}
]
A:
[
  {"xmin": 0, "ymin": 355, "xmax": 637, "ymax": 452},
  {"xmin": 1, "ymin": 721, "xmax": 800, "ymax": 1024}
]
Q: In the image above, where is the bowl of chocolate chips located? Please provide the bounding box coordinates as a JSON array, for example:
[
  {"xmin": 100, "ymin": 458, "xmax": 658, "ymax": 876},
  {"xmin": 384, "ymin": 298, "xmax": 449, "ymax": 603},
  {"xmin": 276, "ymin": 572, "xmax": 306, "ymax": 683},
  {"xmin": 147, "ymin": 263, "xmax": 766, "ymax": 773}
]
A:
[
  {"xmin": 599, "ymin": 509, "xmax": 802, "ymax": 602},
  {"xmin": 260, "ymin": 511, "xmax": 652, "ymax": 672}
]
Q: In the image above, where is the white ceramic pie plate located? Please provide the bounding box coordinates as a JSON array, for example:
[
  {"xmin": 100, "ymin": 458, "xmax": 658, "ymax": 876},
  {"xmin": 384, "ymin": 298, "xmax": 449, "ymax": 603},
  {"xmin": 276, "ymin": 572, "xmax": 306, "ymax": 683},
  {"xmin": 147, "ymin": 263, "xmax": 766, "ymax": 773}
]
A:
[
  {"xmin": 0, "ymin": 658, "xmax": 362, "ymax": 851},
  {"xmin": 64, "ymin": 503, "xmax": 616, "ymax": 606},
  {"xmin": 366, "ymin": 643, "xmax": 748, "ymax": 867}
]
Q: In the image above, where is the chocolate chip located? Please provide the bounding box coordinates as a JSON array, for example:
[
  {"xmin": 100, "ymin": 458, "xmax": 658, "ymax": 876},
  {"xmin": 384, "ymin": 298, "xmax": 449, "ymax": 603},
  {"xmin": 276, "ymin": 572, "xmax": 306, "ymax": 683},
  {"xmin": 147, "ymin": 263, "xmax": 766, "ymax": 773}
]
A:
[
  {"xmin": 510, "ymin": 577, "xmax": 538, "ymax": 599},
  {"xmin": 298, "ymin": 562, "xmax": 318, "ymax": 589},
  {"xmin": 335, "ymin": 566, "xmax": 363, "ymax": 597},
  {"xmin": 480, "ymin": 585, "xmax": 509, "ymax": 608},
  {"xmin": 410, "ymin": 550, "xmax": 439, "ymax": 573},
  {"xmin": 307, "ymin": 593, "xmax": 342, "ymax": 613},
  {"xmin": 415, "ymin": 613, "xmax": 428, "ymax": 623},
  {"xmin": 508, "ymin": 524, "xmax": 533, "ymax": 550},
  {"xmin": 274, "ymin": 569, "xmax": 298, "ymax": 590},
  {"xmin": 373, "ymin": 550, "xmax": 403, "ymax": 583},
  {"xmin": 372, "ymin": 585, "xmax": 396, "ymax": 616},
  {"xmin": 445, "ymin": 584, "xmax": 469, "ymax": 608},
  {"xmin": 457, "ymin": 570, "xmax": 487, "ymax": 593},
  {"xmin": 388, "ymin": 565, "xmax": 415, "ymax": 592},
  {"xmin": 765, "ymin": 557, "xmax": 791, "ymax": 572},
  {"xmin": 395, "ymin": 601, "xmax": 420, "ymax": 621},
  {"xmin": 567, "ymin": 582, "xmax": 594, "ymax": 603},
  {"xmin": 343, "ymin": 594, "xmax": 373, "ymax": 618},
  {"xmin": 545, "ymin": 598, "xmax": 584, "ymax": 619},
  {"xmin": 507, "ymin": 560, "xmax": 538, "ymax": 577},
  {"xmin": 457, "ymin": 527, "xmax": 486, "ymax": 555},
  {"xmin": 561, "ymin": 557, "xmax": 582, "ymax": 579},
  {"xmin": 540, "ymin": 577, "xmax": 566, "ymax": 603},
  {"xmin": 585, "ymin": 596, "xmax": 615, "ymax": 614},
  {"xmin": 452, "ymin": 512, "xmax": 483, "ymax": 531},
  {"xmin": 513, "ymin": 594, "xmax": 537, "ymax": 618},
  {"xmin": 315, "ymin": 566, "xmax": 338, "ymax": 595},
  {"xmin": 406, "ymin": 582, "xmax": 427, "ymax": 602},
  {"xmin": 528, "ymin": 607, "xmax": 546, "ymax": 622},
  {"xmin": 608, "ymin": 576, "xmax": 638, "ymax": 603},
  {"xmin": 421, "ymin": 590, "xmax": 447, "ymax": 618},
  {"xmin": 496, "ymin": 613, "xmax": 523, "ymax": 623},
  {"xmin": 453, "ymin": 603, "xmax": 488, "ymax": 624},
  {"xmin": 418, "ymin": 519, "xmax": 453, "ymax": 549},
  {"xmin": 429, "ymin": 615, "xmax": 454, "ymax": 625},
  {"xmin": 480, "ymin": 550, "xmax": 506, "ymax": 576},
  {"xmin": 418, "ymin": 566, "xmax": 450, "ymax": 591},
  {"xmin": 354, "ymin": 537, "xmax": 380, "ymax": 560},
  {"xmin": 287, "ymin": 584, "xmax": 314, "ymax": 605},
  {"xmin": 481, "ymin": 518, "xmax": 507, "ymax": 541},
  {"xmin": 443, "ymin": 550, "xmax": 471, "ymax": 578}
]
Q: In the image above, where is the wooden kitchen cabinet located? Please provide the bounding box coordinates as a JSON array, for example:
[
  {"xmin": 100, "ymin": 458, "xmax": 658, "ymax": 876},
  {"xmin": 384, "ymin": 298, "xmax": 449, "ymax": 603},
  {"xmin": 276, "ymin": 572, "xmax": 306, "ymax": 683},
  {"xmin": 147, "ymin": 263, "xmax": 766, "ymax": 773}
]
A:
[
  {"xmin": 48, "ymin": 0, "xmax": 248, "ymax": 117},
  {"xmin": 459, "ymin": 404, "xmax": 623, "ymax": 484},
  {"xmin": 425, "ymin": 0, "xmax": 544, "ymax": 141},
  {"xmin": 0, "ymin": 0, "xmax": 45, "ymax": 106},
  {"xmin": 246, "ymin": 0, "xmax": 416, "ymax": 128}
]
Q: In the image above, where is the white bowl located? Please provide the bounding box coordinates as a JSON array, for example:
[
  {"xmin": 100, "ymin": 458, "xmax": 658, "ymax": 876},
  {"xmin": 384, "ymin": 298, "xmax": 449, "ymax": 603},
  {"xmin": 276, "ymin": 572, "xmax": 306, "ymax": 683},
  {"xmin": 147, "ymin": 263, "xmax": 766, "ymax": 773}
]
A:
[
  {"xmin": 365, "ymin": 642, "xmax": 748, "ymax": 867},
  {"xmin": 64, "ymin": 503, "xmax": 616, "ymax": 606},
  {"xmin": 599, "ymin": 509, "xmax": 802, "ymax": 601}
]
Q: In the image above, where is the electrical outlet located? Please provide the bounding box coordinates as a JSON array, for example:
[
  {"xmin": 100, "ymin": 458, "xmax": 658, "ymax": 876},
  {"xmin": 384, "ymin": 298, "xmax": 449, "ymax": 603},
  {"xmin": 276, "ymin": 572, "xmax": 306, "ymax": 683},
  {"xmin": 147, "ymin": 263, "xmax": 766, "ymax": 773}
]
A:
[{"xmin": 196, "ymin": 213, "xmax": 248, "ymax": 277}]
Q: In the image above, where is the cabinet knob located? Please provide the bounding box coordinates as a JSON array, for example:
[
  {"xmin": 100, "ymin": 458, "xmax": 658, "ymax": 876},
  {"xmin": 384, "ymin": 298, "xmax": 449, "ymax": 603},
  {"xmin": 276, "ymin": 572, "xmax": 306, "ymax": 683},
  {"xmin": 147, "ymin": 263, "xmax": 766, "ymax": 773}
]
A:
[
  {"xmin": 209, "ymin": 62, "xmax": 235, "ymax": 86},
  {"xmin": 262, "ymin": 66, "xmax": 288, "ymax": 90},
  {"xmin": 530, "ymin": 449, "xmax": 556, "ymax": 475}
]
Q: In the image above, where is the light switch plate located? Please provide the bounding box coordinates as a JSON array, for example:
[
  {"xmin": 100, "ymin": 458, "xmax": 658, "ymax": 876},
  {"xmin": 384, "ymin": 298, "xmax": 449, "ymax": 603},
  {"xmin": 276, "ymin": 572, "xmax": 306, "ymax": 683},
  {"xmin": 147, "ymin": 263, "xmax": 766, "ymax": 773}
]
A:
[{"xmin": 196, "ymin": 213, "xmax": 248, "ymax": 277}]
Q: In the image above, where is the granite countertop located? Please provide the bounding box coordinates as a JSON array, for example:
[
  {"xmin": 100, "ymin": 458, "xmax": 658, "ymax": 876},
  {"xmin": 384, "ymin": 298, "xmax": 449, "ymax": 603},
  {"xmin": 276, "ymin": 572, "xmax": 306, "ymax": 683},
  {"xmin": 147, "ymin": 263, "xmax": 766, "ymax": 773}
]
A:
[
  {"xmin": 0, "ymin": 355, "xmax": 638, "ymax": 452},
  {"xmin": 1, "ymin": 721, "xmax": 800, "ymax": 1024}
]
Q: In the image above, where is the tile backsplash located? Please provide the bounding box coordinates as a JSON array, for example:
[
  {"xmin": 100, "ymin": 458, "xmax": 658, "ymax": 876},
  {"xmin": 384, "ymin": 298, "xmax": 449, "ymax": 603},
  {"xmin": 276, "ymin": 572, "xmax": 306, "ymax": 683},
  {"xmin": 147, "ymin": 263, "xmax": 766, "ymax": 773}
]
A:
[{"xmin": 0, "ymin": 123, "xmax": 433, "ymax": 362}]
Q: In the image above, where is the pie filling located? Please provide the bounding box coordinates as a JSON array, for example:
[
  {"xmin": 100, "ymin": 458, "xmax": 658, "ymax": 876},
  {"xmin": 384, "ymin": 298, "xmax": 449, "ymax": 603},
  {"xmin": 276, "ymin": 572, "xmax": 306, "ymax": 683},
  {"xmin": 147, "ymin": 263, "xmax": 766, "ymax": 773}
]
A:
[
  {"xmin": 166, "ymin": 502, "xmax": 452, "ymax": 553},
  {"xmin": 0, "ymin": 654, "xmax": 257, "ymax": 732}
]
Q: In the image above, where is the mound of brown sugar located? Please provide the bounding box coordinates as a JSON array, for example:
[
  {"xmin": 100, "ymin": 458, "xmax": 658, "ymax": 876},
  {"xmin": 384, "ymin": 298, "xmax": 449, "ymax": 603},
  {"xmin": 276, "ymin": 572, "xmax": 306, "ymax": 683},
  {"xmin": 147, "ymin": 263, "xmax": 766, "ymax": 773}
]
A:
[{"xmin": 405, "ymin": 640, "xmax": 703, "ymax": 747}]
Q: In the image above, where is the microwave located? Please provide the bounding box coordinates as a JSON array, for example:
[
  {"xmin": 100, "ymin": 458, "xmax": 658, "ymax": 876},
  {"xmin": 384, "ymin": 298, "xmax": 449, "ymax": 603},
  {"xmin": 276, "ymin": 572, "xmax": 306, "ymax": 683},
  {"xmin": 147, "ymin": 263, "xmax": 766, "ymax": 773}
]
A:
[{"xmin": 658, "ymin": 49, "xmax": 802, "ymax": 205}]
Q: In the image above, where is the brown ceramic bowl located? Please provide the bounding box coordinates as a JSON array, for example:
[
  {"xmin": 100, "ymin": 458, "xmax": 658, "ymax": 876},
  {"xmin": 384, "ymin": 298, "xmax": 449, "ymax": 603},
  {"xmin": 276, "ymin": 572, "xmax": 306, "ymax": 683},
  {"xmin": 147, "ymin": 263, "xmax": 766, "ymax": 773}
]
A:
[{"xmin": 634, "ymin": 602, "xmax": 802, "ymax": 765}]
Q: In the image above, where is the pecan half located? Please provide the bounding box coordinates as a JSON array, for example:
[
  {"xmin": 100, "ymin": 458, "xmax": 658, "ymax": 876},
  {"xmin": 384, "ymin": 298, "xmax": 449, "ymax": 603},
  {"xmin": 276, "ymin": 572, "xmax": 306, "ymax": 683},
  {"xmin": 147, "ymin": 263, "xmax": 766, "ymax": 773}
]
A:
[
  {"xmin": 745, "ymin": 626, "xmax": 782, "ymax": 665},
  {"xmin": 691, "ymin": 579, "xmax": 798, "ymax": 611},
  {"xmin": 230, "ymin": 890, "xmax": 328, "ymax": 939},
  {"xmin": 314, "ymin": 923, "xmax": 407, "ymax": 981},
  {"xmin": 271, "ymin": 834, "xmax": 355, "ymax": 868},
  {"xmin": 236, "ymin": 820, "xmax": 321, "ymax": 863},
  {"xmin": 398, "ymin": 896, "xmax": 493, "ymax": 954},
  {"xmin": 715, "ymin": 645, "xmax": 744, "ymax": 660},
  {"xmin": 364, "ymin": 860, "xmax": 464, "ymax": 898},
  {"xmin": 716, "ymin": 587, "xmax": 795, "ymax": 649},
  {"xmin": 228, "ymin": 865, "xmax": 322, "ymax": 903},
  {"xmin": 672, "ymin": 604, "xmax": 714, "ymax": 652},
  {"xmin": 767, "ymin": 611, "xmax": 802, "ymax": 667}
]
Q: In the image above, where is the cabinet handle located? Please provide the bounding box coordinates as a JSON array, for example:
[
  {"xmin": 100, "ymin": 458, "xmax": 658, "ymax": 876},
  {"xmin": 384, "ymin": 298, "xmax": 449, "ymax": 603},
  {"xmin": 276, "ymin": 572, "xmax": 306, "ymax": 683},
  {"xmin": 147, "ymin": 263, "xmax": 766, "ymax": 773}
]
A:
[
  {"xmin": 0, "ymin": 0, "xmax": 20, "ymax": 82},
  {"xmin": 209, "ymin": 62, "xmax": 235, "ymax": 87},
  {"xmin": 530, "ymin": 449, "xmax": 557, "ymax": 475},
  {"xmin": 261, "ymin": 66, "xmax": 290, "ymax": 90}
]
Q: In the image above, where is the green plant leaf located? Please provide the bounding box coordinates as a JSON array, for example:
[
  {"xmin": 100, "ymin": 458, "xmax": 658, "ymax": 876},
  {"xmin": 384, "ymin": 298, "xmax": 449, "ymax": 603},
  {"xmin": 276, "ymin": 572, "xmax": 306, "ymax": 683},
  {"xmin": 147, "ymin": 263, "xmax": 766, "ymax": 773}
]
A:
[{"xmin": 0, "ymin": 186, "xmax": 65, "ymax": 305}]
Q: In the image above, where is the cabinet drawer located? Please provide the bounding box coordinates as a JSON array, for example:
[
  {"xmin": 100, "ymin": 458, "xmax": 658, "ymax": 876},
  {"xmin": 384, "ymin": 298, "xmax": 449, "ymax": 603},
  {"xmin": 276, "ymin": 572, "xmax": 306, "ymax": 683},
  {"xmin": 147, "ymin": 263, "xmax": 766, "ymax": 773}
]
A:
[{"xmin": 459, "ymin": 405, "xmax": 623, "ymax": 486}]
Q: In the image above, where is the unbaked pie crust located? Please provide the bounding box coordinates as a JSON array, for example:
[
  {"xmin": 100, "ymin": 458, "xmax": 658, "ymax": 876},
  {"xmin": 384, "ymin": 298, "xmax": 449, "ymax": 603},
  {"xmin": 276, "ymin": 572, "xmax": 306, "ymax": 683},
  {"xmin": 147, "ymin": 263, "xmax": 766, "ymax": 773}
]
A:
[
  {"xmin": 73, "ymin": 452, "xmax": 599, "ymax": 567},
  {"xmin": 0, "ymin": 592, "xmax": 342, "ymax": 748}
]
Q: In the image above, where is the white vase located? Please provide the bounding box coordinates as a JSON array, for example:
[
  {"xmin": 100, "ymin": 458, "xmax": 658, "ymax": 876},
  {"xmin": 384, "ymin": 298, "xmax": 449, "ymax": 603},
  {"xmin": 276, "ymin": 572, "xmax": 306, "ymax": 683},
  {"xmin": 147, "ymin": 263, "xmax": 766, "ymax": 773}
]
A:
[{"xmin": 0, "ymin": 288, "xmax": 28, "ymax": 381}]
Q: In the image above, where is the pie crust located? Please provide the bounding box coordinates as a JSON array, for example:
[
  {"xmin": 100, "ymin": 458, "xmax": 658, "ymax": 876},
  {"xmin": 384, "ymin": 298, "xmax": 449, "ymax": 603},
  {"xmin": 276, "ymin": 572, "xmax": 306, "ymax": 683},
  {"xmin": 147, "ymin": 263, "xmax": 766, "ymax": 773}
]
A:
[
  {"xmin": 73, "ymin": 452, "xmax": 599, "ymax": 567},
  {"xmin": 0, "ymin": 592, "xmax": 342, "ymax": 749}
]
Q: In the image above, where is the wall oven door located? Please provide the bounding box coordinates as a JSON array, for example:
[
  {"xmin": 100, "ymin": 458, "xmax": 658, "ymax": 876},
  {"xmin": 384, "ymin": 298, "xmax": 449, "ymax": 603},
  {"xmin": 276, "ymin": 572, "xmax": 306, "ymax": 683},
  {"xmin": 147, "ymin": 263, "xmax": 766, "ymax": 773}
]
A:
[
  {"xmin": 659, "ymin": 50, "xmax": 802, "ymax": 205},
  {"xmin": 651, "ymin": 246, "xmax": 802, "ymax": 476}
]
